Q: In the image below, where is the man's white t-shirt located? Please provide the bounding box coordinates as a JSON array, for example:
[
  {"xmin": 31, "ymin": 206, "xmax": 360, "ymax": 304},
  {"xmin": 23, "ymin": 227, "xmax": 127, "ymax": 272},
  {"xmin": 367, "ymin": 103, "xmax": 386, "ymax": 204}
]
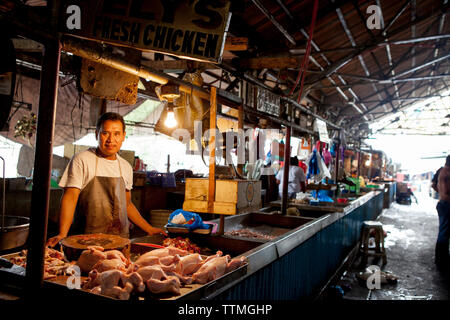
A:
[
  {"xmin": 59, "ymin": 148, "xmax": 133, "ymax": 191},
  {"xmin": 276, "ymin": 165, "xmax": 306, "ymax": 195}
]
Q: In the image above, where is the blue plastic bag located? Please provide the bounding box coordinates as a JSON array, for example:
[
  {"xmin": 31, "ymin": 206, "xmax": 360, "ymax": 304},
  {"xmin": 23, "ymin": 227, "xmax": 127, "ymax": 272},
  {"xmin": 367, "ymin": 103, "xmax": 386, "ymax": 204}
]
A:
[
  {"xmin": 311, "ymin": 190, "xmax": 334, "ymax": 203},
  {"xmin": 307, "ymin": 149, "xmax": 320, "ymax": 179},
  {"xmin": 167, "ymin": 209, "xmax": 211, "ymax": 231}
]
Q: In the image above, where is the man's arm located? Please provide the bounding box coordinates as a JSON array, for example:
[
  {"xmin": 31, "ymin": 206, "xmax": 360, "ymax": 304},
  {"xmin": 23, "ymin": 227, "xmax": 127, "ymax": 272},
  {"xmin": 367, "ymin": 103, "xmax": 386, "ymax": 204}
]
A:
[
  {"xmin": 432, "ymin": 168, "xmax": 442, "ymax": 192},
  {"xmin": 47, "ymin": 187, "xmax": 80, "ymax": 247},
  {"xmin": 297, "ymin": 168, "xmax": 307, "ymax": 193},
  {"xmin": 300, "ymin": 181, "xmax": 306, "ymax": 193},
  {"xmin": 126, "ymin": 190, "xmax": 167, "ymax": 236}
]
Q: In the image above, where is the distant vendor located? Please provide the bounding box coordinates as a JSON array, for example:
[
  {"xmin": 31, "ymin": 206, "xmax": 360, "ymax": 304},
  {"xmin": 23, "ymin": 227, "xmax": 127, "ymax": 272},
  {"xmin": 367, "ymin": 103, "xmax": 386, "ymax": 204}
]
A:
[
  {"xmin": 47, "ymin": 112, "xmax": 166, "ymax": 247},
  {"xmin": 276, "ymin": 156, "xmax": 307, "ymax": 199}
]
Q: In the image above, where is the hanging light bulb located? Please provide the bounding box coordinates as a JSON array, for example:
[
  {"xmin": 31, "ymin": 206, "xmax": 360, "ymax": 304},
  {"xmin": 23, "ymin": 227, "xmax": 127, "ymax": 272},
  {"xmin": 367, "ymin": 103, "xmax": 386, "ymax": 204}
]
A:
[{"xmin": 164, "ymin": 102, "xmax": 177, "ymax": 128}]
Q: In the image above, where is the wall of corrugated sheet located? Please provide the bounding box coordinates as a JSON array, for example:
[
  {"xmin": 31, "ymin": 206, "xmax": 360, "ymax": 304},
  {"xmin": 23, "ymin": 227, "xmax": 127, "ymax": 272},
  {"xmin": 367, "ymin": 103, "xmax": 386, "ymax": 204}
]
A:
[{"xmin": 214, "ymin": 191, "xmax": 384, "ymax": 300}]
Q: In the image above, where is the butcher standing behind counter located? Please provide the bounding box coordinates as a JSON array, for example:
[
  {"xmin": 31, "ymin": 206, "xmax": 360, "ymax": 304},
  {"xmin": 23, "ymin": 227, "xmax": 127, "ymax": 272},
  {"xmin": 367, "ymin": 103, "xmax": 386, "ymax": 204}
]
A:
[{"xmin": 47, "ymin": 112, "xmax": 166, "ymax": 247}]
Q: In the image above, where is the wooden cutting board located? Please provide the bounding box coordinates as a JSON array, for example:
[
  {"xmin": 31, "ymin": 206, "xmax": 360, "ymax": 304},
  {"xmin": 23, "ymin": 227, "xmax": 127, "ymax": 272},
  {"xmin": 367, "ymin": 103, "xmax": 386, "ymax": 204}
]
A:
[{"xmin": 61, "ymin": 233, "xmax": 131, "ymax": 262}]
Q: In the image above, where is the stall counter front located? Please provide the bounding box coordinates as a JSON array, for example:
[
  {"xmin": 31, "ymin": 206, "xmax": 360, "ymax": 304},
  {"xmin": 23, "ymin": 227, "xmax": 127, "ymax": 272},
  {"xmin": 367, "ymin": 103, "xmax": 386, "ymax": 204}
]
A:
[
  {"xmin": 0, "ymin": 191, "xmax": 384, "ymax": 300},
  {"xmin": 209, "ymin": 190, "xmax": 384, "ymax": 300}
]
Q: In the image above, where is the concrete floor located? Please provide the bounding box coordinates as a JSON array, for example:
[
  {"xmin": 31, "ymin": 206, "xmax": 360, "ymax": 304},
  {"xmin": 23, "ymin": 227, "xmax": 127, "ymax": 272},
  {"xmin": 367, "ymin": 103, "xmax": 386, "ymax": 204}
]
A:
[{"xmin": 327, "ymin": 191, "xmax": 450, "ymax": 301}]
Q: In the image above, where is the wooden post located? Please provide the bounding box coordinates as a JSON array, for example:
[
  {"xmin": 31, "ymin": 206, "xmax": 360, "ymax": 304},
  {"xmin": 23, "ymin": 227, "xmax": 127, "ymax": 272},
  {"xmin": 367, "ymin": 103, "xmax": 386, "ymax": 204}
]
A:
[
  {"xmin": 208, "ymin": 87, "xmax": 222, "ymax": 233},
  {"xmin": 281, "ymin": 126, "xmax": 291, "ymax": 215},
  {"xmin": 237, "ymin": 104, "xmax": 244, "ymax": 175},
  {"xmin": 25, "ymin": 40, "xmax": 60, "ymax": 294}
]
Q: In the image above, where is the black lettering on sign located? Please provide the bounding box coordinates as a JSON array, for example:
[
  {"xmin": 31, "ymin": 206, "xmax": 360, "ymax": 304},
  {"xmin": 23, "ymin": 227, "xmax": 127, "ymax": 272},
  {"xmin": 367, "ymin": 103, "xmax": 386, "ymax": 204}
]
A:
[
  {"xmin": 110, "ymin": 19, "xmax": 121, "ymax": 40},
  {"xmin": 181, "ymin": 30, "xmax": 195, "ymax": 54},
  {"xmin": 164, "ymin": 27, "xmax": 174, "ymax": 50},
  {"xmin": 129, "ymin": 0, "xmax": 156, "ymax": 21},
  {"xmin": 143, "ymin": 24, "xmax": 155, "ymax": 45},
  {"xmin": 205, "ymin": 34, "xmax": 218, "ymax": 58},
  {"xmin": 193, "ymin": 32, "xmax": 206, "ymax": 55},
  {"xmin": 154, "ymin": 26, "xmax": 166, "ymax": 48},
  {"xmin": 120, "ymin": 21, "xmax": 130, "ymax": 42},
  {"xmin": 171, "ymin": 29, "xmax": 183, "ymax": 51},
  {"xmin": 130, "ymin": 22, "xmax": 141, "ymax": 44},
  {"xmin": 193, "ymin": 0, "xmax": 227, "ymax": 29}
]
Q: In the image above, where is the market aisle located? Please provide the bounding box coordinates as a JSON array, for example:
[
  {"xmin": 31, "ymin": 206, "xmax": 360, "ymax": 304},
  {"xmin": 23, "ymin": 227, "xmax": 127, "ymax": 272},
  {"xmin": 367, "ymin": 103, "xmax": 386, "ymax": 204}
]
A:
[{"xmin": 332, "ymin": 191, "xmax": 450, "ymax": 300}]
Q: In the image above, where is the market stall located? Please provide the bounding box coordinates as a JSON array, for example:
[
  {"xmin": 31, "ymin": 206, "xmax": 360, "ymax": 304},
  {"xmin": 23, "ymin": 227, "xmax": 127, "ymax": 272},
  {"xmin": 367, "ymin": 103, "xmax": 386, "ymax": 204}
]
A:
[{"xmin": 1, "ymin": 0, "xmax": 445, "ymax": 303}]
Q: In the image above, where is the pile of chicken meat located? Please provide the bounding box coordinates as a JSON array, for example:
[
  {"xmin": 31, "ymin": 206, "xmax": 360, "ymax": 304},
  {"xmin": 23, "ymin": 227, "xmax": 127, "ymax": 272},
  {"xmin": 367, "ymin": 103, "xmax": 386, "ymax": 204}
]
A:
[{"xmin": 77, "ymin": 245, "xmax": 246, "ymax": 300}]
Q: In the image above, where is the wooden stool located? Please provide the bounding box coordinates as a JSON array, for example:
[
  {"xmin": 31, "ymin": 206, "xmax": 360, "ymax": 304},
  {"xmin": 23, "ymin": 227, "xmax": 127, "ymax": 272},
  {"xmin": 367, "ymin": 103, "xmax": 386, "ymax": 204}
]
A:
[{"xmin": 359, "ymin": 221, "xmax": 387, "ymax": 265}]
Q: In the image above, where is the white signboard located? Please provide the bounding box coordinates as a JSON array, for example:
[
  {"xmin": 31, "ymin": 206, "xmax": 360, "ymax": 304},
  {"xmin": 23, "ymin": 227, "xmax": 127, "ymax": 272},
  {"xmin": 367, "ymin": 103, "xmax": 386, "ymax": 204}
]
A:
[{"xmin": 314, "ymin": 119, "xmax": 330, "ymax": 143}]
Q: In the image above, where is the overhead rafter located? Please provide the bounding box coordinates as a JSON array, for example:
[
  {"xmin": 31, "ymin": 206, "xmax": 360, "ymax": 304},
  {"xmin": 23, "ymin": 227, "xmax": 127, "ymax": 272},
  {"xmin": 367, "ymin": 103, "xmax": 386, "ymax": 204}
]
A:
[
  {"xmin": 250, "ymin": 0, "xmax": 297, "ymax": 46},
  {"xmin": 333, "ymin": 8, "xmax": 449, "ymax": 124},
  {"xmin": 304, "ymin": 4, "xmax": 449, "ymax": 89},
  {"xmin": 350, "ymin": 78, "xmax": 449, "ymax": 127}
]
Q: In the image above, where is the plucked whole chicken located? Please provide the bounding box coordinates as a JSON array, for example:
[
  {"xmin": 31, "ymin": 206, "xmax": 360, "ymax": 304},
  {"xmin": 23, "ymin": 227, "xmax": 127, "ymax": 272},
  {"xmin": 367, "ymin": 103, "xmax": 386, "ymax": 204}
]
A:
[{"xmin": 77, "ymin": 245, "xmax": 247, "ymax": 300}]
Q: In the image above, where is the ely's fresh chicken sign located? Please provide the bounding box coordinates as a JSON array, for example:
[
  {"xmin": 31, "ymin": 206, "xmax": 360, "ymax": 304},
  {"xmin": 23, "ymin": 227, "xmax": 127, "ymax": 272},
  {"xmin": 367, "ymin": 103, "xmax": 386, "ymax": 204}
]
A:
[{"xmin": 61, "ymin": 0, "xmax": 231, "ymax": 63}]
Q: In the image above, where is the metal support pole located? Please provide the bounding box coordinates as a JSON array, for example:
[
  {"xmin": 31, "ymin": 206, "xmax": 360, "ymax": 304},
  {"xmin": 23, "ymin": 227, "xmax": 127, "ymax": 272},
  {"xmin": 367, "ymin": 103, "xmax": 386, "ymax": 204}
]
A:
[
  {"xmin": 335, "ymin": 139, "xmax": 340, "ymax": 197},
  {"xmin": 281, "ymin": 126, "xmax": 291, "ymax": 215},
  {"xmin": 25, "ymin": 40, "xmax": 60, "ymax": 295},
  {"xmin": 357, "ymin": 140, "xmax": 361, "ymax": 179}
]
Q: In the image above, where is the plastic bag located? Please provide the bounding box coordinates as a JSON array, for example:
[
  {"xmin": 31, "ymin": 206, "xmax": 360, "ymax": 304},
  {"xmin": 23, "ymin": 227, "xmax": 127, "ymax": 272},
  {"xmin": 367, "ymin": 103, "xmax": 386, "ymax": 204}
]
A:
[
  {"xmin": 311, "ymin": 190, "xmax": 334, "ymax": 203},
  {"xmin": 308, "ymin": 150, "xmax": 331, "ymax": 183},
  {"xmin": 307, "ymin": 150, "xmax": 320, "ymax": 179},
  {"xmin": 322, "ymin": 148, "xmax": 332, "ymax": 166},
  {"xmin": 167, "ymin": 209, "xmax": 211, "ymax": 231},
  {"xmin": 316, "ymin": 153, "xmax": 331, "ymax": 182}
]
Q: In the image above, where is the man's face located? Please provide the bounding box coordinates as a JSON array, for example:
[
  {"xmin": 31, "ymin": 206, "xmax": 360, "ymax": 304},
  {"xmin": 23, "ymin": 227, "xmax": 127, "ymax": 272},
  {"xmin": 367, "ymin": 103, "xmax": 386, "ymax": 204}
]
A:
[{"xmin": 95, "ymin": 120, "xmax": 125, "ymax": 159}]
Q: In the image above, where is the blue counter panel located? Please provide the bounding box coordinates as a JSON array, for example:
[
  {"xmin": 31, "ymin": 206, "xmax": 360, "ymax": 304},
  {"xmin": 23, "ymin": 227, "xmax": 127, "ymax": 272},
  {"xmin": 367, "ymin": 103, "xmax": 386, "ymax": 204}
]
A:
[{"xmin": 214, "ymin": 192, "xmax": 384, "ymax": 300}]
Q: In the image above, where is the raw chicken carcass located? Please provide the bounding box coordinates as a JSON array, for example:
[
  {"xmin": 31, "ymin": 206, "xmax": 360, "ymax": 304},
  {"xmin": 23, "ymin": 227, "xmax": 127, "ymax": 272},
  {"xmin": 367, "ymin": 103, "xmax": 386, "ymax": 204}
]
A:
[
  {"xmin": 134, "ymin": 254, "xmax": 160, "ymax": 267},
  {"xmin": 139, "ymin": 247, "xmax": 189, "ymax": 259},
  {"xmin": 175, "ymin": 253, "xmax": 204, "ymax": 276},
  {"xmin": 134, "ymin": 257, "xmax": 177, "ymax": 274},
  {"xmin": 165, "ymin": 271, "xmax": 193, "ymax": 285},
  {"xmin": 135, "ymin": 265, "xmax": 183, "ymax": 295},
  {"xmin": 104, "ymin": 250, "xmax": 128, "ymax": 263},
  {"xmin": 97, "ymin": 269, "xmax": 131, "ymax": 300},
  {"xmin": 82, "ymin": 269, "xmax": 144, "ymax": 299},
  {"xmin": 91, "ymin": 258, "xmax": 127, "ymax": 273},
  {"xmin": 226, "ymin": 256, "xmax": 247, "ymax": 273},
  {"xmin": 159, "ymin": 254, "xmax": 180, "ymax": 266},
  {"xmin": 121, "ymin": 272, "xmax": 145, "ymax": 293},
  {"xmin": 202, "ymin": 250, "xmax": 223, "ymax": 264},
  {"xmin": 136, "ymin": 265, "xmax": 167, "ymax": 282},
  {"xmin": 82, "ymin": 269, "xmax": 101, "ymax": 290},
  {"xmin": 134, "ymin": 253, "xmax": 179, "ymax": 273},
  {"xmin": 147, "ymin": 276, "xmax": 180, "ymax": 295},
  {"xmin": 191, "ymin": 255, "xmax": 230, "ymax": 284},
  {"xmin": 76, "ymin": 246, "xmax": 107, "ymax": 273}
]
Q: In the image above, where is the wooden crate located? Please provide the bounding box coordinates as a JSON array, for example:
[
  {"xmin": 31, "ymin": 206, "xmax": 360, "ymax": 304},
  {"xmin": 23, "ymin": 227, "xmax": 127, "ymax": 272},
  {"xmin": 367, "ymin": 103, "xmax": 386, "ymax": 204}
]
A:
[{"xmin": 183, "ymin": 178, "xmax": 261, "ymax": 215}]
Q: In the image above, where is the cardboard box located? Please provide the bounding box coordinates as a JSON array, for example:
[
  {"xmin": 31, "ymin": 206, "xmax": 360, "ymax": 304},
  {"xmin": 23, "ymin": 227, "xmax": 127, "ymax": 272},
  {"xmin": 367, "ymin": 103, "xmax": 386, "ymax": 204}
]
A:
[{"xmin": 183, "ymin": 178, "xmax": 261, "ymax": 215}]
